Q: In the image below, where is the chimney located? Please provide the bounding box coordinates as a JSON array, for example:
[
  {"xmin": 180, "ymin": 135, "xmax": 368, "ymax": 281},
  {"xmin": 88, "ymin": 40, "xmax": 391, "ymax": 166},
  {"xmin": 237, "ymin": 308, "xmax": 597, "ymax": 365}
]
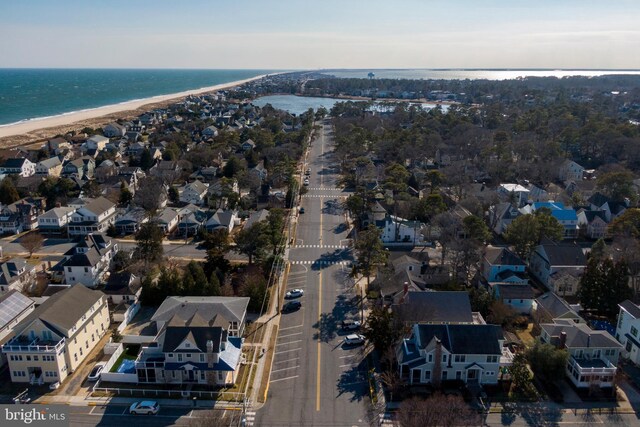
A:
[
  {"xmin": 559, "ymin": 331, "xmax": 567, "ymax": 349},
  {"xmin": 433, "ymin": 338, "xmax": 442, "ymax": 388},
  {"xmin": 206, "ymin": 340, "xmax": 214, "ymax": 368}
]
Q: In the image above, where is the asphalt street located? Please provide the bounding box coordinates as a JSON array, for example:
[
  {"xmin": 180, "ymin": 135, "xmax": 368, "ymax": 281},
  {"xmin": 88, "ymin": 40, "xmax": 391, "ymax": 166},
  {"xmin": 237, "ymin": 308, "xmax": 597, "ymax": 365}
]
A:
[{"xmin": 255, "ymin": 120, "xmax": 372, "ymax": 426}]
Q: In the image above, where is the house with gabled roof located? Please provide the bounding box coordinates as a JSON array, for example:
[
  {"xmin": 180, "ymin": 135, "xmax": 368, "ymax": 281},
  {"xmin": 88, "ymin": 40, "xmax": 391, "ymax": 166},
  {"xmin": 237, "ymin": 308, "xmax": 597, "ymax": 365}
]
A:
[
  {"xmin": 576, "ymin": 209, "xmax": 608, "ymax": 239},
  {"xmin": 179, "ymin": 181, "xmax": 209, "ymax": 206},
  {"xmin": 488, "ymin": 202, "xmax": 521, "ymax": 235},
  {"xmin": 588, "ymin": 192, "xmax": 628, "ymax": 222},
  {"xmin": 533, "ymin": 292, "xmax": 583, "ymax": 324},
  {"xmin": 541, "ymin": 319, "xmax": 621, "ymax": 390},
  {"xmin": 489, "ymin": 284, "xmax": 535, "ymax": 314},
  {"xmin": 154, "ymin": 207, "xmax": 179, "ymax": 234},
  {"xmin": 241, "ymin": 139, "xmax": 256, "ymax": 152},
  {"xmin": 0, "ymin": 258, "xmax": 36, "ymax": 294},
  {"xmin": 37, "ymin": 206, "xmax": 76, "ymax": 235},
  {"xmin": 520, "ymin": 201, "xmax": 579, "ymax": 239},
  {"xmin": 1, "ymin": 285, "xmax": 110, "ymax": 384},
  {"xmin": 529, "ymin": 240, "xmax": 586, "ymax": 295},
  {"xmin": 481, "ymin": 246, "xmax": 527, "ymax": 284},
  {"xmin": 0, "ymin": 158, "xmax": 35, "ymax": 177},
  {"xmin": 57, "ymin": 233, "xmax": 117, "ymax": 287},
  {"xmin": 35, "ymin": 157, "xmax": 62, "ymax": 177},
  {"xmin": 103, "ymin": 122, "xmax": 127, "ymax": 138},
  {"xmin": 558, "ymin": 159, "xmax": 585, "ymax": 182},
  {"xmin": 393, "ymin": 291, "xmax": 475, "ymax": 325},
  {"xmin": 67, "ymin": 197, "xmax": 117, "ymax": 236},
  {"xmin": 204, "ymin": 209, "xmax": 238, "ymax": 233},
  {"xmin": 396, "ymin": 324, "xmax": 508, "ymax": 386},
  {"xmin": 0, "ymin": 290, "xmax": 35, "ymax": 366}
]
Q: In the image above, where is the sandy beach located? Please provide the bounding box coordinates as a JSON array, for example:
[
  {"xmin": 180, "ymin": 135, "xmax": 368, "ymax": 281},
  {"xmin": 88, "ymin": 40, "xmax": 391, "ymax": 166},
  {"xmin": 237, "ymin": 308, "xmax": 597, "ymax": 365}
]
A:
[{"xmin": 0, "ymin": 74, "xmax": 269, "ymax": 147}]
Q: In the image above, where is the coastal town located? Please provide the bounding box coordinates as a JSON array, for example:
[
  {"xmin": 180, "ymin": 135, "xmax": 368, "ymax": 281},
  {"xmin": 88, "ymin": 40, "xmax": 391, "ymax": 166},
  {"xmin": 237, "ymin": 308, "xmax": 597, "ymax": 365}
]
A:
[{"xmin": 1, "ymin": 71, "xmax": 640, "ymax": 427}]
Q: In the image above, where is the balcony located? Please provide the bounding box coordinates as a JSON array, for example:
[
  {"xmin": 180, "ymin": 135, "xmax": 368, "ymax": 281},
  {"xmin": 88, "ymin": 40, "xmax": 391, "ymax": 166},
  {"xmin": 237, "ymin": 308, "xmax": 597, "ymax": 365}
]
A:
[
  {"xmin": 3, "ymin": 336, "xmax": 65, "ymax": 353},
  {"xmin": 500, "ymin": 346, "xmax": 516, "ymax": 366},
  {"xmin": 570, "ymin": 356, "xmax": 617, "ymax": 375}
]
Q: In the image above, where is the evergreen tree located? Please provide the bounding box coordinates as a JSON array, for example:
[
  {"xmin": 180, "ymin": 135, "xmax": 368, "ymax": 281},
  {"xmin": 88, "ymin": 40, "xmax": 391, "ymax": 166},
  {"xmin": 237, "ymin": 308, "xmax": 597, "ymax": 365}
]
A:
[
  {"xmin": 205, "ymin": 272, "xmax": 222, "ymax": 296},
  {"xmin": 578, "ymin": 257, "xmax": 632, "ymax": 316},
  {"xmin": 0, "ymin": 178, "xmax": 20, "ymax": 205}
]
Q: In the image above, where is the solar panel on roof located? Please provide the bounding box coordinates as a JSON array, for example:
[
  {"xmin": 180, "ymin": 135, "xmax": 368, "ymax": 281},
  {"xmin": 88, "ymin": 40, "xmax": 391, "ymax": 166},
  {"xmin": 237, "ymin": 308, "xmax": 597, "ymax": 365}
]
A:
[{"xmin": 0, "ymin": 292, "xmax": 33, "ymax": 330}]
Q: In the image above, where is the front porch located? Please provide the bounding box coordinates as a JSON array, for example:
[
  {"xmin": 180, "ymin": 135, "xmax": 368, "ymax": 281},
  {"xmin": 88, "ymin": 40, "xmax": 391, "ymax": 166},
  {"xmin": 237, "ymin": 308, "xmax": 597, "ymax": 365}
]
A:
[{"xmin": 567, "ymin": 356, "xmax": 617, "ymax": 388}]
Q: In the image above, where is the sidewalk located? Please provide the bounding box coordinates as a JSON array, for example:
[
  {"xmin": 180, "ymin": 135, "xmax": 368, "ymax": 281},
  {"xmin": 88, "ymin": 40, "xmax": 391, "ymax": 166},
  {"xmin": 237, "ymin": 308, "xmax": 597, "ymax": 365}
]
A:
[{"xmin": 37, "ymin": 394, "xmax": 243, "ymax": 409}]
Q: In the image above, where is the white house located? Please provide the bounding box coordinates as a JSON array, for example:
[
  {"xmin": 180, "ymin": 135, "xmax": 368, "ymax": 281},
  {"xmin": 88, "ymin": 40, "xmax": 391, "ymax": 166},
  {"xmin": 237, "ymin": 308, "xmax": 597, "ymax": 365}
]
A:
[
  {"xmin": 67, "ymin": 197, "xmax": 117, "ymax": 236},
  {"xmin": 202, "ymin": 125, "xmax": 219, "ymax": 138},
  {"xmin": 0, "ymin": 290, "xmax": 35, "ymax": 366},
  {"xmin": 0, "ymin": 158, "xmax": 35, "ymax": 177},
  {"xmin": 82, "ymin": 135, "xmax": 109, "ymax": 153},
  {"xmin": 377, "ymin": 215, "xmax": 424, "ymax": 244},
  {"xmin": 59, "ymin": 233, "xmax": 117, "ymax": 287},
  {"xmin": 576, "ymin": 210, "xmax": 608, "ymax": 239},
  {"xmin": 497, "ymin": 183, "xmax": 530, "ymax": 207},
  {"xmin": 0, "ymin": 258, "xmax": 36, "ymax": 294},
  {"xmin": 205, "ymin": 209, "xmax": 238, "ymax": 233},
  {"xmin": 103, "ymin": 272, "xmax": 141, "ymax": 305},
  {"xmin": 541, "ymin": 319, "xmax": 621, "ymax": 390},
  {"xmin": 397, "ymin": 324, "xmax": 510, "ymax": 386},
  {"xmin": 180, "ymin": 181, "xmax": 209, "ymax": 206},
  {"xmin": 615, "ymin": 300, "xmax": 640, "ymax": 365},
  {"xmin": 155, "ymin": 207, "xmax": 179, "ymax": 234},
  {"xmin": 37, "ymin": 207, "xmax": 76, "ymax": 235}
]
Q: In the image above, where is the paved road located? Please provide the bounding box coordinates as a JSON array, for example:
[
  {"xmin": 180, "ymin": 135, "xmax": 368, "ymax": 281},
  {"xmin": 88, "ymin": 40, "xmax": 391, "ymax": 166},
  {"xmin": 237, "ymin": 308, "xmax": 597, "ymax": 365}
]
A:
[
  {"xmin": 68, "ymin": 404, "xmax": 241, "ymax": 426},
  {"xmin": 256, "ymin": 121, "xmax": 371, "ymax": 426}
]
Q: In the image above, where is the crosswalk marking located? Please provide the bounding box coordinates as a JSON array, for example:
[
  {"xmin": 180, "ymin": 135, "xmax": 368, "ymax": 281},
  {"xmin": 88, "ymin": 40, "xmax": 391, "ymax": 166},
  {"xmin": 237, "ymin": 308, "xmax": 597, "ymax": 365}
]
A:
[
  {"xmin": 245, "ymin": 411, "xmax": 256, "ymax": 426},
  {"xmin": 301, "ymin": 194, "xmax": 344, "ymax": 198},
  {"xmin": 305, "ymin": 187, "xmax": 344, "ymax": 191},
  {"xmin": 379, "ymin": 412, "xmax": 396, "ymax": 426},
  {"xmin": 292, "ymin": 244, "xmax": 350, "ymax": 249},
  {"xmin": 289, "ymin": 260, "xmax": 350, "ymax": 266}
]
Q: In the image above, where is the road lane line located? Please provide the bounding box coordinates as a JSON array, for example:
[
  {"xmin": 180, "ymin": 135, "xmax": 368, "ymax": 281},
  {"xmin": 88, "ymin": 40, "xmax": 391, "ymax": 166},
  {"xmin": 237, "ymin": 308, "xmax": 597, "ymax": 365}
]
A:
[
  {"xmin": 316, "ymin": 270, "xmax": 322, "ymax": 412},
  {"xmin": 275, "ymin": 339, "xmax": 302, "ymax": 346},
  {"xmin": 270, "ymin": 375, "xmax": 299, "ymax": 383},
  {"xmin": 279, "ymin": 324, "xmax": 303, "ymax": 331},
  {"xmin": 271, "ymin": 365, "xmax": 300, "ymax": 374},
  {"xmin": 277, "ymin": 332, "xmax": 303, "ymax": 339}
]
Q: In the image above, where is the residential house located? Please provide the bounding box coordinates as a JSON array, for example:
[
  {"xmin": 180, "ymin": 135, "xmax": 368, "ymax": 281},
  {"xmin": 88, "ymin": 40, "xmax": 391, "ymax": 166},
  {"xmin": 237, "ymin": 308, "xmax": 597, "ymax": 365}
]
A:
[
  {"xmin": 488, "ymin": 203, "xmax": 521, "ymax": 236},
  {"xmin": 540, "ymin": 319, "xmax": 621, "ymax": 390},
  {"xmin": 152, "ymin": 296, "xmax": 249, "ymax": 338},
  {"xmin": 67, "ymin": 197, "xmax": 117, "ymax": 236},
  {"xmin": 35, "ymin": 157, "xmax": 62, "ymax": 177},
  {"xmin": 62, "ymin": 157, "xmax": 95, "ymax": 180},
  {"xmin": 59, "ymin": 233, "xmax": 117, "ymax": 287},
  {"xmin": 150, "ymin": 160, "xmax": 181, "ymax": 183},
  {"xmin": 0, "ymin": 258, "xmax": 36, "ymax": 294},
  {"xmin": 103, "ymin": 272, "xmax": 141, "ymax": 305},
  {"xmin": 114, "ymin": 208, "xmax": 148, "ymax": 235},
  {"xmin": 244, "ymin": 209, "xmax": 269, "ymax": 229},
  {"xmin": 529, "ymin": 240, "xmax": 586, "ymax": 295},
  {"xmin": 202, "ymin": 125, "xmax": 219, "ymax": 138},
  {"xmin": 489, "ymin": 284, "xmax": 535, "ymax": 314},
  {"xmin": 126, "ymin": 141, "xmax": 147, "ymax": 158},
  {"xmin": 180, "ymin": 181, "xmax": 209, "ymax": 206},
  {"xmin": 204, "ymin": 209, "xmax": 237, "ymax": 233},
  {"xmin": 558, "ymin": 160, "xmax": 585, "ymax": 182},
  {"xmin": 481, "ymin": 246, "xmax": 527, "ymax": 284},
  {"xmin": 377, "ymin": 214, "xmax": 424, "ymax": 244},
  {"xmin": 533, "ymin": 292, "xmax": 583, "ymax": 324},
  {"xmin": 497, "ymin": 183, "xmax": 530, "ymax": 207},
  {"xmin": 0, "ymin": 207, "xmax": 23, "ymax": 235},
  {"xmin": 249, "ymin": 161, "xmax": 268, "ymax": 182},
  {"xmin": 0, "ymin": 158, "xmax": 35, "ymax": 177},
  {"xmin": 588, "ymin": 192, "xmax": 628, "ymax": 223},
  {"xmin": 155, "ymin": 207, "xmax": 179, "ymax": 234},
  {"xmin": 1, "ymin": 285, "xmax": 110, "ymax": 384},
  {"xmin": 615, "ymin": 300, "xmax": 640, "ymax": 365},
  {"xmin": 177, "ymin": 212, "xmax": 205, "ymax": 237},
  {"xmin": 8, "ymin": 198, "xmax": 46, "ymax": 231},
  {"xmin": 47, "ymin": 137, "xmax": 71, "ymax": 156},
  {"xmin": 37, "ymin": 207, "xmax": 76, "ymax": 235},
  {"xmin": 189, "ymin": 166, "xmax": 219, "ymax": 183},
  {"xmin": 81, "ymin": 135, "xmax": 109, "ymax": 156},
  {"xmin": 0, "ymin": 291, "xmax": 35, "ymax": 366},
  {"xmin": 576, "ymin": 209, "xmax": 608, "ymax": 239},
  {"xmin": 393, "ymin": 291, "xmax": 475, "ymax": 325},
  {"xmin": 241, "ymin": 139, "xmax": 256, "ymax": 151},
  {"xmin": 103, "ymin": 123, "xmax": 127, "ymax": 138},
  {"xmin": 94, "ymin": 160, "xmax": 118, "ymax": 183},
  {"xmin": 521, "ymin": 202, "xmax": 578, "ymax": 239},
  {"xmin": 397, "ymin": 324, "xmax": 508, "ymax": 386}
]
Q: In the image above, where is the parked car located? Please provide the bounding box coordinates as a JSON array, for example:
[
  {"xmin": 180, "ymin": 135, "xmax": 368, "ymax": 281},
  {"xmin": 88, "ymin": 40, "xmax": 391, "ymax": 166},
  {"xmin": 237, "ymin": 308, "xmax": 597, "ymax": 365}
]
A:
[
  {"xmin": 282, "ymin": 300, "xmax": 302, "ymax": 313},
  {"xmin": 344, "ymin": 334, "xmax": 365, "ymax": 346},
  {"xmin": 303, "ymin": 179, "xmax": 310, "ymax": 186},
  {"xmin": 87, "ymin": 362, "xmax": 106, "ymax": 381},
  {"xmin": 129, "ymin": 401, "xmax": 160, "ymax": 415},
  {"xmin": 341, "ymin": 319, "xmax": 361, "ymax": 331},
  {"xmin": 305, "ymin": 169, "xmax": 311, "ymax": 176},
  {"xmin": 299, "ymin": 207, "xmax": 305, "ymax": 214},
  {"xmin": 285, "ymin": 289, "xmax": 304, "ymax": 299}
]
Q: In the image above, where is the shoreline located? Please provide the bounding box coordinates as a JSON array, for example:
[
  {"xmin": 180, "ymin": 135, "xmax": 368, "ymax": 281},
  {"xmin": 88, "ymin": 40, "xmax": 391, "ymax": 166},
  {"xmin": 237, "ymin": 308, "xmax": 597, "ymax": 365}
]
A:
[{"xmin": 0, "ymin": 73, "xmax": 270, "ymax": 146}]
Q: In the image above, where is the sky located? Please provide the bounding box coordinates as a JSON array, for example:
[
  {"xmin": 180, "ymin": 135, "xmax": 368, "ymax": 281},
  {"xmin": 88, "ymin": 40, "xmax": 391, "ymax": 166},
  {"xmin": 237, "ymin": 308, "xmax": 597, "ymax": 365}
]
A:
[{"xmin": 1, "ymin": 0, "xmax": 639, "ymax": 69}]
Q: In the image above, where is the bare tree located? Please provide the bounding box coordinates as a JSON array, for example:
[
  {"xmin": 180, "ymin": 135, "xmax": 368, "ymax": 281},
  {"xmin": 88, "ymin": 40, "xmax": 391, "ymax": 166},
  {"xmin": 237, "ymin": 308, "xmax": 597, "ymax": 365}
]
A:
[
  {"xmin": 397, "ymin": 393, "xmax": 481, "ymax": 427},
  {"xmin": 20, "ymin": 232, "xmax": 44, "ymax": 258}
]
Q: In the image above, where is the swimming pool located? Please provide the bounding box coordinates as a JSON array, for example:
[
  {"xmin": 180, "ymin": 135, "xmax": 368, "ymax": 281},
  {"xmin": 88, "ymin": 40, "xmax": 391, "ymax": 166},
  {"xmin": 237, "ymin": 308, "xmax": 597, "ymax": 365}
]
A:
[{"xmin": 117, "ymin": 358, "xmax": 136, "ymax": 374}]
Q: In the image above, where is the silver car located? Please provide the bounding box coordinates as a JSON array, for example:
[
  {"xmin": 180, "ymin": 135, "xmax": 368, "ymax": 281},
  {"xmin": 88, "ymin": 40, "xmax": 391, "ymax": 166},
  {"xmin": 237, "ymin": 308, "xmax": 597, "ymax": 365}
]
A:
[{"xmin": 129, "ymin": 401, "xmax": 159, "ymax": 415}]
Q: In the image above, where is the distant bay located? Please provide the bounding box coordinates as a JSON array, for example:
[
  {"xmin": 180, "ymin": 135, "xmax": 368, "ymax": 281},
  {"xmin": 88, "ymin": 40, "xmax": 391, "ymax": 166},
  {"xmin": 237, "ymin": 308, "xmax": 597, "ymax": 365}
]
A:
[
  {"xmin": 0, "ymin": 69, "xmax": 275, "ymax": 126},
  {"xmin": 323, "ymin": 69, "xmax": 640, "ymax": 80},
  {"xmin": 252, "ymin": 95, "xmax": 447, "ymax": 115}
]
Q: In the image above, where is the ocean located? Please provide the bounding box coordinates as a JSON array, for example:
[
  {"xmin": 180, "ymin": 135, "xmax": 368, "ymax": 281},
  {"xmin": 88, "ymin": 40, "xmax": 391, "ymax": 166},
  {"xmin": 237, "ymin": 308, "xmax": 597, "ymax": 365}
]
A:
[
  {"xmin": 0, "ymin": 69, "xmax": 274, "ymax": 126},
  {"xmin": 323, "ymin": 69, "xmax": 640, "ymax": 81}
]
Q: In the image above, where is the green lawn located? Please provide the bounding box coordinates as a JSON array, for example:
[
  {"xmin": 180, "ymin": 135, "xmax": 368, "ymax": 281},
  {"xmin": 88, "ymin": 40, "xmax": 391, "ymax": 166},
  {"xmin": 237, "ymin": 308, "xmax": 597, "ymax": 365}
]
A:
[{"xmin": 109, "ymin": 345, "xmax": 139, "ymax": 373}]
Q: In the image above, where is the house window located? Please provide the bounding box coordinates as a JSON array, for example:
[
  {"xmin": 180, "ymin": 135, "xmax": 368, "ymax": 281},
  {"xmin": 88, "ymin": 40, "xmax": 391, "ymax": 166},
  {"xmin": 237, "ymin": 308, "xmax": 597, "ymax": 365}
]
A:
[
  {"xmin": 454, "ymin": 355, "xmax": 466, "ymax": 363},
  {"xmin": 200, "ymin": 354, "xmax": 205, "ymax": 362},
  {"xmin": 632, "ymin": 326, "xmax": 638, "ymax": 337},
  {"xmin": 74, "ymin": 353, "xmax": 78, "ymax": 362},
  {"xmin": 428, "ymin": 354, "xmax": 433, "ymax": 363},
  {"xmin": 486, "ymin": 355, "xmax": 499, "ymax": 363},
  {"xmin": 604, "ymin": 349, "xmax": 616, "ymax": 357},
  {"xmin": 178, "ymin": 354, "xmax": 183, "ymax": 362},
  {"xmin": 168, "ymin": 353, "xmax": 174, "ymax": 358}
]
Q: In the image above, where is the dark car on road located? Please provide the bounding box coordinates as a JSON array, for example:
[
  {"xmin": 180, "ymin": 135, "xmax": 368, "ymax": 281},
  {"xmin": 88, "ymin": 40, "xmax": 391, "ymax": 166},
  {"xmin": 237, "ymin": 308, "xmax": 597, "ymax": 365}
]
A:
[{"xmin": 282, "ymin": 300, "xmax": 302, "ymax": 313}]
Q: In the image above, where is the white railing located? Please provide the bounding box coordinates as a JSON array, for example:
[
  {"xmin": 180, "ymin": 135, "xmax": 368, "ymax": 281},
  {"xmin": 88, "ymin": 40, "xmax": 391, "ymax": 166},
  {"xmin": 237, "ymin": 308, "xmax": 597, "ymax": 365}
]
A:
[{"xmin": 3, "ymin": 337, "xmax": 65, "ymax": 353}]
